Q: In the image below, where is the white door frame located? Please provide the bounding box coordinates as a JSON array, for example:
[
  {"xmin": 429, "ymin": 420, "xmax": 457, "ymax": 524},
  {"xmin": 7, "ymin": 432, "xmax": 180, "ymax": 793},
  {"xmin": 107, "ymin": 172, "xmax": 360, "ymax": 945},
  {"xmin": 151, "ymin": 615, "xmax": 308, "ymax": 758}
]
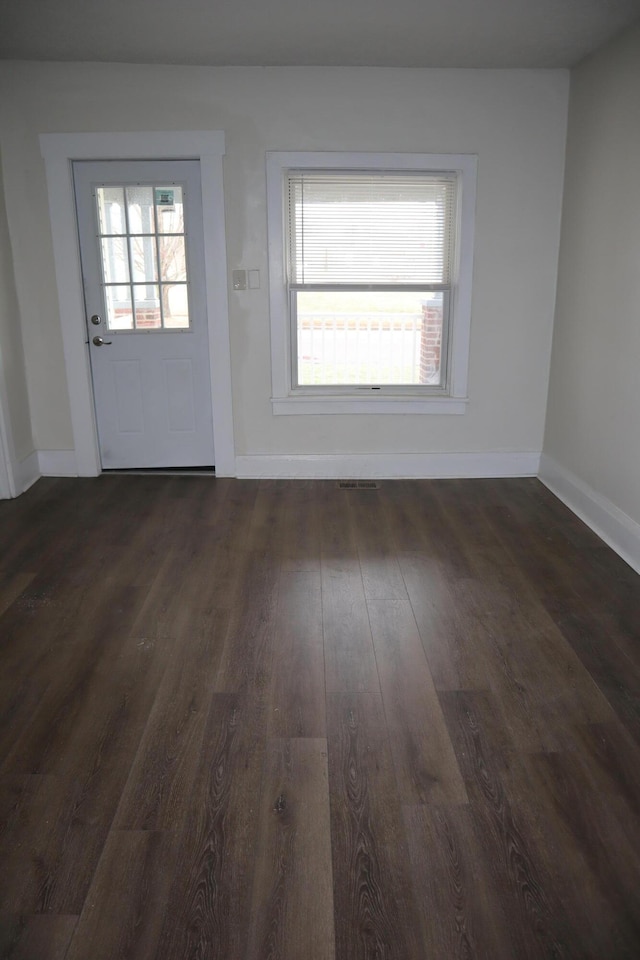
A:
[
  {"xmin": 39, "ymin": 131, "xmax": 235, "ymax": 476},
  {"xmin": 0, "ymin": 383, "xmax": 15, "ymax": 498}
]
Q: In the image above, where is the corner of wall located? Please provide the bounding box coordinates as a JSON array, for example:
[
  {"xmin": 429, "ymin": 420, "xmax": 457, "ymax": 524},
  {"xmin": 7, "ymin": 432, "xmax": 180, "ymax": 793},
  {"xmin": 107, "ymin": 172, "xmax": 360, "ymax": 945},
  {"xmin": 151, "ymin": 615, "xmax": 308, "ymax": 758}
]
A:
[
  {"xmin": 37, "ymin": 449, "xmax": 78, "ymax": 478},
  {"xmin": 0, "ymin": 150, "xmax": 36, "ymax": 496},
  {"xmin": 539, "ymin": 453, "xmax": 640, "ymax": 575},
  {"xmin": 16, "ymin": 450, "xmax": 40, "ymax": 494}
]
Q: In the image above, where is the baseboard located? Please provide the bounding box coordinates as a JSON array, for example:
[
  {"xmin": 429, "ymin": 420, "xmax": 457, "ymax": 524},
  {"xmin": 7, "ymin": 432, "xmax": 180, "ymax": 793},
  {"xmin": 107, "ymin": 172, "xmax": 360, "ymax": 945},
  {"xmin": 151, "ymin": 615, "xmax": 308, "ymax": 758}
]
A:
[
  {"xmin": 38, "ymin": 449, "xmax": 78, "ymax": 477},
  {"xmin": 538, "ymin": 453, "xmax": 640, "ymax": 575},
  {"xmin": 236, "ymin": 451, "xmax": 541, "ymax": 480},
  {"xmin": 4, "ymin": 448, "xmax": 79, "ymax": 495},
  {"xmin": 16, "ymin": 450, "xmax": 40, "ymax": 493}
]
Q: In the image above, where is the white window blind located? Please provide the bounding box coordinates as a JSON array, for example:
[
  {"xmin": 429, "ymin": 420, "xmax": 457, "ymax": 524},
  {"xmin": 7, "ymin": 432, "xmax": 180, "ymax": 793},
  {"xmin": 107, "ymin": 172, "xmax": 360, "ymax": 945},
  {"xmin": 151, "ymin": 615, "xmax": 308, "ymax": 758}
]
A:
[{"xmin": 287, "ymin": 171, "xmax": 457, "ymax": 287}]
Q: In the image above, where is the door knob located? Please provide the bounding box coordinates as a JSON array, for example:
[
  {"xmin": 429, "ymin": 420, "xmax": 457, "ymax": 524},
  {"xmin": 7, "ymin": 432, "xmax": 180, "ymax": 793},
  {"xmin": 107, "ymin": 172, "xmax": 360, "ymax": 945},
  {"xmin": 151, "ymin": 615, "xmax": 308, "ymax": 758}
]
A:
[{"xmin": 92, "ymin": 335, "xmax": 112, "ymax": 346}]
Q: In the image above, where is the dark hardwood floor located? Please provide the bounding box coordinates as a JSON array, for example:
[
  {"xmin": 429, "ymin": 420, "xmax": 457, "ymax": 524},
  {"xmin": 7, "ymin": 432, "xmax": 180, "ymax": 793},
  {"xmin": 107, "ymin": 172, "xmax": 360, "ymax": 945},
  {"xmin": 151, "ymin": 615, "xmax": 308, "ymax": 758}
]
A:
[{"xmin": 0, "ymin": 475, "xmax": 639, "ymax": 959}]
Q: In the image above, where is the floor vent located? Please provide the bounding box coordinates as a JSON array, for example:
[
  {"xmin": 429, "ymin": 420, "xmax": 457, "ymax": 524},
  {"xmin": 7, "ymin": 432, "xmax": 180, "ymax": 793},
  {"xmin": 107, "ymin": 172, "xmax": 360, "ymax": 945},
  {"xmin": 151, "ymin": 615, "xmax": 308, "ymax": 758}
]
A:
[{"xmin": 337, "ymin": 480, "xmax": 380, "ymax": 490}]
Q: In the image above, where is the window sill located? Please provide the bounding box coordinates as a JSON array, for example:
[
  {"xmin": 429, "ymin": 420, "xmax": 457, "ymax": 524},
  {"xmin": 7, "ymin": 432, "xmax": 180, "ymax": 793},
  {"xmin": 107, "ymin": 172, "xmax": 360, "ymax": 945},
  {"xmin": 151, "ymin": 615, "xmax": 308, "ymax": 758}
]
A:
[{"xmin": 271, "ymin": 395, "xmax": 468, "ymax": 416}]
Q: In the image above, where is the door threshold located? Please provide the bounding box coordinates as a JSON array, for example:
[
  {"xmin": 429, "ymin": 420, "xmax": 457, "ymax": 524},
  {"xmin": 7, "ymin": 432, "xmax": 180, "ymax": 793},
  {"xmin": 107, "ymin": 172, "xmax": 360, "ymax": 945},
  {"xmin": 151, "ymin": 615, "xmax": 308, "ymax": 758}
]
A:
[{"xmin": 102, "ymin": 466, "xmax": 215, "ymax": 477}]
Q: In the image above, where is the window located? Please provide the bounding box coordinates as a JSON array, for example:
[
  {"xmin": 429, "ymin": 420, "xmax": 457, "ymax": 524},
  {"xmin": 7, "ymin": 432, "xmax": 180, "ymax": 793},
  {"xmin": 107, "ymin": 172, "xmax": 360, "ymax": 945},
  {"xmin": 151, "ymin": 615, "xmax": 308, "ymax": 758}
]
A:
[
  {"xmin": 95, "ymin": 182, "xmax": 190, "ymax": 331},
  {"xmin": 267, "ymin": 152, "xmax": 477, "ymax": 415}
]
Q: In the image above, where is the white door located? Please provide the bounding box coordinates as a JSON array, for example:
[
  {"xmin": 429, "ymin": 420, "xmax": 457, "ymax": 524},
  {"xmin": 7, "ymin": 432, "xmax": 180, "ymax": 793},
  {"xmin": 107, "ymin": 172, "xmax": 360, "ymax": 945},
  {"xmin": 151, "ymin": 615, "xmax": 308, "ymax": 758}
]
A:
[{"xmin": 74, "ymin": 160, "xmax": 215, "ymax": 469}]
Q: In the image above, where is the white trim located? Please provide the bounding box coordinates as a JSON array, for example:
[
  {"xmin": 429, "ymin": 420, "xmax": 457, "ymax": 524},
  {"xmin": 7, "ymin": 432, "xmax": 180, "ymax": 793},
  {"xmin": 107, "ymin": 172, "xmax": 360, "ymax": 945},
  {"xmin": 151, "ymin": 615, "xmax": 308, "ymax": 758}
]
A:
[
  {"xmin": 236, "ymin": 450, "xmax": 540, "ymax": 479},
  {"xmin": 198, "ymin": 150, "xmax": 235, "ymax": 476},
  {"xmin": 0, "ymin": 337, "xmax": 17, "ymax": 497},
  {"xmin": 38, "ymin": 449, "xmax": 78, "ymax": 478},
  {"xmin": 39, "ymin": 131, "xmax": 235, "ymax": 477},
  {"xmin": 3, "ymin": 449, "xmax": 77, "ymax": 493},
  {"xmin": 39, "ymin": 131, "xmax": 226, "ymax": 163},
  {"xmin": 272, "ymin": 396, "xmax": 467, "ymax": 415},
  {"xmin": 266, "ymin": 150, "xmax": 477, "ymax": 414},
  {"xmin": 16, "ymin": 450, "xmax": 40, "ymax": 492},
  {"xmin": 0, "ymin": 400, "xmax": 15, "ymax": 498},
  {"xmin": 0, "ymin": 425, "xmax": 13, "ymax": 498},
  {"xmin": 538, "ymin": 454, "xmax": 640, "ymax": 575}
]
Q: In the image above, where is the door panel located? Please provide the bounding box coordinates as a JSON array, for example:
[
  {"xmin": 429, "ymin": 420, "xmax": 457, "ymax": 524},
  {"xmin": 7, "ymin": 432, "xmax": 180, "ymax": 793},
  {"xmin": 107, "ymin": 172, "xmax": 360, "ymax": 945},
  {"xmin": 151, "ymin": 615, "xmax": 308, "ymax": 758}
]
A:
[
  {"xmin": 73, "ymin": 160, "xmax": 214, "ymax": 469},
  {"xmin": 164, "ymin": 359, "xmax": 196, "ymax": 432},
  {"xmin": 114, "ymin": 361, "xmax": 143, "ymax": 435}
]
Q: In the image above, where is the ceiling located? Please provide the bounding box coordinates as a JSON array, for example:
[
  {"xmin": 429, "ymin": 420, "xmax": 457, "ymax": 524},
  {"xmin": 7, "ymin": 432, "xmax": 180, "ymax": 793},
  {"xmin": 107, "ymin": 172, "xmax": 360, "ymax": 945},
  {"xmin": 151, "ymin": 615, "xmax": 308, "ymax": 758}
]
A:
[{"xmin": 0, "ymin": 0, "xmax": 639, "ymax": 69}]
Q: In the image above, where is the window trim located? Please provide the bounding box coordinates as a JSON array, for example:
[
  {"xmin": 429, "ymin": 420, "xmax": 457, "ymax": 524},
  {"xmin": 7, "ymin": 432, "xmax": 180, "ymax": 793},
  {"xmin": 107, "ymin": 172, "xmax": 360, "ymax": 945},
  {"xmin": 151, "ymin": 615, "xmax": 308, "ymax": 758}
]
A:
[{"xmin": 266, "ymin": 151, "xmax": 477, "ymax": 415}]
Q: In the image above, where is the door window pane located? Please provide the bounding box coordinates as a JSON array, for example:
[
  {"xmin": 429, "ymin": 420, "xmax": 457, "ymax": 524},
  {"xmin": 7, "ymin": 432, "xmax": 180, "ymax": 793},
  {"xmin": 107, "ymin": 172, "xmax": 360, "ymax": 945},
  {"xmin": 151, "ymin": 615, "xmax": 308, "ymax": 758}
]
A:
[
  {"xmin": 155, "ymin": 185, "xmax": 184, "ymax": 233},
  {"xmin": 105, "ymin": 285, "xmax": 133, "ymax": 330},
  {"xmin": 100, "ymin": 237, "xmax": 129, "ymax": 284},
  {"xmin": 96, "ymin": 186, "xmax": 126, "ymax": 235},
  {"xmin": 161, "ymin": 284, "xmax": 190, "ymax": 328},
  {"xmin": 133, "ymin": 284, "xmax": 161, "ymax": 329},
  {"xmin": 158, "ymin": 235, "xmax": 187, "ymax": 282},
  {"xmin": 126, "ymin": 185, "xmax": 156, "ymax": 234},
  {"xmin": 130, "ymin": 235, "xmax": 158, "ymax": 283}
]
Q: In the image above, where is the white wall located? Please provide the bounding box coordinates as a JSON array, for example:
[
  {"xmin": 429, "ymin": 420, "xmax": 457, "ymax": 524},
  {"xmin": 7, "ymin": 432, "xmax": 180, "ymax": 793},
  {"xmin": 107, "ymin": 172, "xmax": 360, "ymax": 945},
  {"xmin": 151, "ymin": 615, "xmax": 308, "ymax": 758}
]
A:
[
  {"xmin": 0, "ymin": 62, "xmax": 569, "ymax": 472},
  {"xmin": 541, "ymin": 22, "xmax": 640, "ymax": 568},
  {"xmin": 0, "ymin": 151, "xmax": 34, "ymax": 491}
]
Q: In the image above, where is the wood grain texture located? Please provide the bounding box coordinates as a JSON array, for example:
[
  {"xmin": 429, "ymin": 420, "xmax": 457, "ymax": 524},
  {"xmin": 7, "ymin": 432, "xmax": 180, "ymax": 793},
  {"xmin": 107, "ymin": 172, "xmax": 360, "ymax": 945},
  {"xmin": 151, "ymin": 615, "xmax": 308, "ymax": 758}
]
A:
[
  {"xmin": 0, "ymin": 476, "xmax": 639, "ymax": 959},
  {"xmin": 439, "ymin": 689, "xmax": 582, "ymax": 959},
  {"xmin": 509, "ymin": 749, "xmax": 640, "ymax": 959},
  {"xmin": 397, "ymin": 554, "xmax": 486, "ymax": 691},
  {"xmin": 212, "ymin": 481, "xmax": 285, "ymax": 695},
  {"xmin": 64, "ymin": 831, "xmax": 178, "ymax": 960},
  {"xmin": 267, "ymin": 572, "xmax": 326, "ymax": 738},
  {"xmin": 113, "ymin": 630, "xmax": 224, "ymax": 830},
  {"xmin": 321, "ymin": 485, "xmax": 380, "ymax": 696},
  {"xmin": 321, "ymin": 556, "xmax": 380, "ymax": 695},
  {"xmin": 0, "ymin": 914, "xmax": 77, "ymax": 960},
  {"xmin": 403, "ymin": 803, "xmax": 514, "ymax": 960},
  {"xmin": 349, "ymin": 491, "xmax": 408, "ymax": 601},
  {"xmin": 367, "ymin": 598, "xmax": 467, "ymax": 804},
  {"xmin": 327, "ymin": 693, "xmax": 427, "ymax": 960},
  {"xmin": 246, "ymin": 738, "xmax": 335, "ymax": 960},
  {"xmin": 279, "ymin": 481, "xmax": 322, "ymax": 573},
  {"xmin": 574, "ymin": 721, "xmax": 640, "ymax": 817},
  {"xmin": 155, "ymin": 693, "xmax": 265, "ymax": 960},
  {"xmin": 0, "ymin": 774, "xmax": 83, "ymax": 914},
  {"xmin": 384, "ymin": 483, "xmax": 490, "ymax": 692},
  {"xmin": 1, "ymin": 640, "xmax": 168, "ymax": 913},
  {"xmin": 0, "ymin": 572, "xmax": 36, "ymax": 619},
  {"xmin": 474, "ymin": 479, "xmax": 640, "ymax": 743}
]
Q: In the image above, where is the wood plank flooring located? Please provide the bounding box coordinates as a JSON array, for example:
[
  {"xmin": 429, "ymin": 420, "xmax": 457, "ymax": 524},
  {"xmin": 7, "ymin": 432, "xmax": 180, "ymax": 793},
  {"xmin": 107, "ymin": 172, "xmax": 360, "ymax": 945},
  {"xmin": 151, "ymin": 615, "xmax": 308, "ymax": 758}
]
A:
[{"xmin": 1, "ymin": 475, "xmax": 639, "ymax": 959}]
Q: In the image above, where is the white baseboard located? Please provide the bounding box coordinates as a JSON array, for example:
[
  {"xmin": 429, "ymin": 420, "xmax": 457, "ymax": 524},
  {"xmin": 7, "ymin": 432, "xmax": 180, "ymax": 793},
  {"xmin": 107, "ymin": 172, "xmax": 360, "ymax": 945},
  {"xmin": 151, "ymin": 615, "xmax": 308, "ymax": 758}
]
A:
[
  {"xmin": 38, "ymin": 449, "xmax": 78, "ymax": 477},
  {"xmin": 236, "ymin": 451, "xmax": 541, "ymax": 480},
  {"xmin": 16, "ymin": 450, "xmax": 40, "ymax": 493},
  {"xmin": 6, "ymin": 449, "xmax": 78, "ymax": 496},
  {"xmin": 539, "ymin": 453, "xmax": 640, "ymax": 575}
]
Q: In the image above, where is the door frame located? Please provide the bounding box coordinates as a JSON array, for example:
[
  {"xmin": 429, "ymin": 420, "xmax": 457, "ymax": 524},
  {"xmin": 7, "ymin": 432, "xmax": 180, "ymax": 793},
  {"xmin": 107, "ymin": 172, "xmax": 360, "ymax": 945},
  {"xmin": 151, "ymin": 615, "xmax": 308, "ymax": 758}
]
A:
[
  {"xmin": 0, "ymin": 382, "xmax": 15, "ymax": 498},
  {"xmin": 39, "ymin": 131, "xmax": 235, "ymax": 476}
]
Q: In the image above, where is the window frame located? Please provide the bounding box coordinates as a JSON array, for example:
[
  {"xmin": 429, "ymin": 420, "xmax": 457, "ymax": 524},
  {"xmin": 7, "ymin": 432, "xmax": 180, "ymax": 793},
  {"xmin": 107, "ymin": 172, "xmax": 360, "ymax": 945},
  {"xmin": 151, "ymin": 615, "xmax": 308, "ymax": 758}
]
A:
[{"xmin": 266, "ymin": 151, "xmax": 477, "ymax": 415}]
